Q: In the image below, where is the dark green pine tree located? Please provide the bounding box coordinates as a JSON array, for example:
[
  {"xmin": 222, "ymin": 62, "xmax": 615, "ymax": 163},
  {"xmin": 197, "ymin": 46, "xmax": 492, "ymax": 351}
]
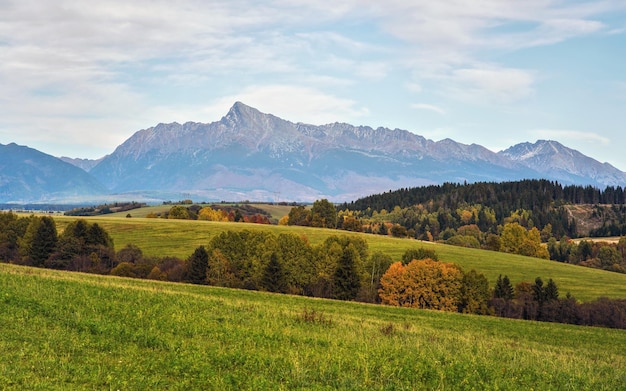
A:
[
  {"xmin": 332, "ymin": 245, "xmax": 361, "ymax": 301},
  {"xmin": 69, "ymin": 219, "xmax": 89, "ymax": 243},
  {"xmin": 532, "ymin": 277, "xmax": 546, "ymax": 304},
  {"xmin": 544, "ymin": 278, "xmax": 559, "ymax": 302},
  {"xmin": 260, "ymin": 253, "xmax": 288, "ymax": 293},
  {"xmin": 86, "ymin": 223, "xmax": 113, "ymax": 248},
  {"xmin": 493, "ymin": 274, "xmax": 514, "ymax": 300},
  {"xmin": 28, "ymin": 216, "xmax": 58, "ymax": 267},
  {"xmin": 187, "ymin": 246, "xmax": 209, "ymax": 284}
]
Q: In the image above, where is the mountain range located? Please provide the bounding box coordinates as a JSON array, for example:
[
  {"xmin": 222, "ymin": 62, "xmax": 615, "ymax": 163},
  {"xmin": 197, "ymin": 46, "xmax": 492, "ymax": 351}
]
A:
[
  {"xmin": 2, "ymin": 102, "xmax": 626, "ymax": 203},
  {"xmin": 0, "ymin": 143, "xmax": 107, "ymax": 203}
]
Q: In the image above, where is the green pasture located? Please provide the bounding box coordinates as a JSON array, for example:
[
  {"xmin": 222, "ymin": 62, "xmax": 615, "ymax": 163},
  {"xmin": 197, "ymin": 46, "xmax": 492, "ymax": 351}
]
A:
[
  {"xmin": 53, "ymin": 216, "xmax": 626, "ymax": 302},
  {"xmin": 107, "ymin": 203, "xmax": 295, "ymax": 220},
  {"xmin": 109, "ymin": 204, "xmax": 172, "ymax": 218},
  {"xmin": 1, "ymin": 263, "xmax": 624, "ymax": 390}
]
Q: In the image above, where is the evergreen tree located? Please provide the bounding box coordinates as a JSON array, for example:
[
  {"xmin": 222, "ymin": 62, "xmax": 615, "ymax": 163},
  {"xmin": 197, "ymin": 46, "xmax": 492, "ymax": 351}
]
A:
[
  {"xmin": 21, "ymin": 216, "xmax": 57, "ymax": 266},
  {"xmin": 493, "ymin": 274, "xmax": 514, "ymax": 300},
  {"xmin": 532, "ymin": 277, "xmax": 546, "ymax": 304},
  {"xmin": 187, "ymin": 246, "xmax": 209, "ymax": 284},
  {"xmin": 544, "ymin": 278, "xmax": 559, "ymax": 302},
  {"xmin": 332, "ymin": 245, "xmax": 361, "ymax": 301},
  {"xmin": 86, "ymin": 223, "xmax": 113, "ymax": 248},
  {"xmin": 69, "ymin": 219, "xmax": 89, "ymax": 242},
  {"xmin": 260, "ymin": 253, "xmax": 288, "ymax": 293}
]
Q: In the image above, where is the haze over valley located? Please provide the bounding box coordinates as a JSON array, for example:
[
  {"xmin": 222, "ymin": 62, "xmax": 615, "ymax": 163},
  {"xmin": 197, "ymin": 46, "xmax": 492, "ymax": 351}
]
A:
[{"xmin": 2, "ymin": 102, "xmax": 626, "ymax": 204}]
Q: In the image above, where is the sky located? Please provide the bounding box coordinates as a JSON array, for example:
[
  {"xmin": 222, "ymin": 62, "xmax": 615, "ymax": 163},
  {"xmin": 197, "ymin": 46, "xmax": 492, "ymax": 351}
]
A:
[{"xmin": 1, "ymin": 1, "xmax": 625, "ymax": 170}]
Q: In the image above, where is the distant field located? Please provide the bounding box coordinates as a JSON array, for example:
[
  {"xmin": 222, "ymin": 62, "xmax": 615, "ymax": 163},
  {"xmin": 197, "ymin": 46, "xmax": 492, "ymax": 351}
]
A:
[
  {"xmin": 52, "ymin": 215, "xmax": 626, "ymax": 302},
  {"xmin": 572, "ymin": 237, "xmax": 622, "ymax": 244},
  {"xmin": 1, "ymin": 264, "xmax": 624, "ymax": 390},
  {"xmin": 103, "ymin": 203, "xmax": 296, "ymax": 220}
]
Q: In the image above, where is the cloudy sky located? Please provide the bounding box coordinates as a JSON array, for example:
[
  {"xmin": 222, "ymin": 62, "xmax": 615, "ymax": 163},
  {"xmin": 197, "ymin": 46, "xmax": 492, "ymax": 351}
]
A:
[{"xmin": 1, "ymin": 1, "xmax": 625, "ymax": 169}]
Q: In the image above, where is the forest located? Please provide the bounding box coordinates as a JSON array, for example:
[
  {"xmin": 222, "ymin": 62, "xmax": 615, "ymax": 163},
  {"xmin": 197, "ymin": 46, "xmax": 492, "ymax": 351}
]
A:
[
  {"xmin": 152, "ymin": 187, "xmax": 626, "ymax": 274},
  {"xmin": 329, "ymin": 180, "xmax": 626, "ymax": 274},
  {"xmin": 0, "ymin": 211, "xmax": 624, "ymax": 329},
  {"xmin": 339, "ymin": 179, "xmax": 626, "ymax": 237}
]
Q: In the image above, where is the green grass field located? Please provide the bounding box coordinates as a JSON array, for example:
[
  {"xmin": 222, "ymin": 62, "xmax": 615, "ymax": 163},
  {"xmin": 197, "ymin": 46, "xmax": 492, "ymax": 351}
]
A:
[
  {"xmin": 107, "ymin": 203, "xmax": 296, "ymax": 220},
  {"xmin": 53, "ymin": 215, "xmax": 626, "ymax": 302},
  {"xmin": 1, "ymin": 263, "xmax": 624, "ymax": 390}
]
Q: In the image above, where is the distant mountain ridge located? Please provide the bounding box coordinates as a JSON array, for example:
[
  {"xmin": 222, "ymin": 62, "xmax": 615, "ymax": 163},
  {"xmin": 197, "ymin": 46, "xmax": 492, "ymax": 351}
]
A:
[
  {"xmin": 2, "ymin": 102, "xmax": 625, "ymax": 203},
  {"xmin": 0, "ymin": 143, "xmax": 107, "ymax": 203},
  {"xmin": 59, "ymin": 156, "xmax": 104, "ymax": 172},
  {"xmin": 88, "ymin": 102, "xmax": 545, "ymax": 201},
  {"xmin": 499, "ymin": 140, "xmax": 626, "ymax": 186}
]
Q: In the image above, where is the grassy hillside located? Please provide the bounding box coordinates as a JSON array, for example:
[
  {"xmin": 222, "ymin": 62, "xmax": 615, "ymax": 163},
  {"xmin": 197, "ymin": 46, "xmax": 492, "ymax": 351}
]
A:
[
  {"xmin": 51, "ymin": 216, "xmax": 626, "ymax": 302},
  {"xmin": 1, "ymin": 263, "xmax": 624, "ymax": 390},
  {"xmin": 106, "ymin": 203, "xmax": 296, "ymax": 220}
]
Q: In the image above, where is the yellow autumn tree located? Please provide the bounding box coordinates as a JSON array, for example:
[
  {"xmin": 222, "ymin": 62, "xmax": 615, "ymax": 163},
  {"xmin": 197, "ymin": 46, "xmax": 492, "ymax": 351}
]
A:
[
  {"xmin": 500, "ymin": 223, "xmax": 549, "ymax": 259},
  {"xmin": 198, "ymin": 206, "xmax": 222, "ymax": 221},
  {"xmin": 377, "ymin": 261, "xmax": 407, "ymax": 305},
  {"xmin": 379, "ymin": 259, "xmax": 463, "ymax": 311},
  {"xmin": 198, "ymin": 206, "xmax": 233, "ymax": 222}
]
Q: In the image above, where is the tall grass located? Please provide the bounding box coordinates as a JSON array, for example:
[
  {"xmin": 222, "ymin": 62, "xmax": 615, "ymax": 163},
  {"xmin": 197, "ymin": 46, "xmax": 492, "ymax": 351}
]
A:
[{"xmin": 1, "ymin": 263, "xmax": 624, "ymax": 390}]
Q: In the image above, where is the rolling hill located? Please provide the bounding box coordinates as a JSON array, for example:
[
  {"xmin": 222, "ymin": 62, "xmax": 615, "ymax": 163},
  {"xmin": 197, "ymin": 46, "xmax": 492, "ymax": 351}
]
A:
[{"xmin": 1, "ymin": 263, "xmax": 624, "ymax": 389}]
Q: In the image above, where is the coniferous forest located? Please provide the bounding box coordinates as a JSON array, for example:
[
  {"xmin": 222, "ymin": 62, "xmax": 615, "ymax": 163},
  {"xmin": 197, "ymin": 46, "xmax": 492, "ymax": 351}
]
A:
[{"xmin": 339, "ymin": 179, "xmax": 626, "ymax": 239}]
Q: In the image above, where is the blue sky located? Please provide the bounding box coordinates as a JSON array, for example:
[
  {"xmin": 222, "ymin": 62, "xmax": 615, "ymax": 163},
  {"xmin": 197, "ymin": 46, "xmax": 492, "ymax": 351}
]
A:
[{"xmin": 1, "ymin": 1, "xmax": 625, "ymax": 170}]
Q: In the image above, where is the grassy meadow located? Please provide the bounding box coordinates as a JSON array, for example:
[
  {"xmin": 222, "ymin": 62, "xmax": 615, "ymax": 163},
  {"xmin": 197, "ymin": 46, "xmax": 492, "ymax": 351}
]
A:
[
  {"xmin": 1, "ymin": 263, "xmax": 624, "ymax": 390},
  {"xmin": 104, "ymin": 203, "xmax": 296, "ymax": 221},
  {"xmin": 52, "ymin": 215, "xmax": 626, "ymax": 302}
]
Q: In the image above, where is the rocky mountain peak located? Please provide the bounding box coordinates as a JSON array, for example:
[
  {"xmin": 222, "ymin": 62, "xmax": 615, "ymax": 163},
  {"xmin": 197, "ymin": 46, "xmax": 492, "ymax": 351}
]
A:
[
  {"xmin": 222, "ymin": 101, "xmax": 260, "ymax": 124},
  {"xmin": 499, "ymin": 139, "xmax": 625, "ymax": 186},
  {"xmin": 500, "ymin": 139, "xmax": 591, "ymax": 163},
  {"xmin": 7, "ymin": 102, "xmax": 624, "ymax": 203}
]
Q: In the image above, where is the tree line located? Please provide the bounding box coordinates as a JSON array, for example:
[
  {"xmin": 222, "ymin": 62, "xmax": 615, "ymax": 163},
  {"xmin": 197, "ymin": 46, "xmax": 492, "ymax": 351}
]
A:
[
  {"xmin": 339, "ymin": 179, "xmax": 626, "ymax": 238},
  {"xmin": 151, "ymin": 204, "xmax": 272, "ymax": 224},
  {"xmin": 282, "ymin": 200, "xmax": 626, "ymax": 274},
  {"xmin": 1, "ymin": 211, "xmax": 623, "ymax": 329},
  {"xmin": 489, "ymin": 275, "xmax": 626, "ymax": 328},
  {"xmin": 342, "ymin": 179, "xmax": 626, "ymax": 212}
]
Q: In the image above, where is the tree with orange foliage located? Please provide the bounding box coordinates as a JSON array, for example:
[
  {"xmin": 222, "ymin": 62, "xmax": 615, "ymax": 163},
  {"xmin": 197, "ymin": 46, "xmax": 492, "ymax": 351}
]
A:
[{"xmin": 379, "ymin": 258, "xmax": 463, "ymax": 311}]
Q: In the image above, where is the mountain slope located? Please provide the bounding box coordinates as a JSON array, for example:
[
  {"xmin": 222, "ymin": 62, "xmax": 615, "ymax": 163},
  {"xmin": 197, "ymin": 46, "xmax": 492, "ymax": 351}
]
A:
[
  {"xmin": 59, "ymin": 156, "xmax": 104, "ymax": 172},
  {"xmin": 499, "ymin": 140, "xmax": 626, "ymax": 187},
  {"xmin": 90, "ymin": 102, "xmax": 549, "ymax": 201},
  {"xmin": 5, "ymin": 103, "xmax": 625, "ymax": 203},
  {"xmin": 0, "ymin": 143, "xmax": 107, "ymax": 202}
]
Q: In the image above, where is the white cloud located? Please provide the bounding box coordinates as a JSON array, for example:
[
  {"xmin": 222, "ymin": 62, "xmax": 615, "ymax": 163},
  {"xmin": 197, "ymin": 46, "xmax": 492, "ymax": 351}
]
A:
[
  {"xmin": 1, "ymin": 0, "xmax": 624, "ymax": 164},
  {"xmin": 607, "ymin": 27, "xmax": 626, "ymax": 35},
  {"xmin": 530, "ymin": 129, "xmax": 611, "ymax": 145},
  {"xmin": 443, "ymin": 66, "xmax": 536, "ymax": 104},
  {"xmin": 364, "ymin": 1, "xmax": 618, "ymax": 49},
  {"xmin": 411, "ymin": 103, "xmax": 446, "ymax": 115},
  {"xmin": 371, "ymin": 0, "xmax": 618, "ymax": 104},
  {"xmin": 211, "ymin": 85, "xmax": 370, "ymax": 125},
  {"xmin": 145, "ymin": 85, "xmax": 370, "ymax": 126}
]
